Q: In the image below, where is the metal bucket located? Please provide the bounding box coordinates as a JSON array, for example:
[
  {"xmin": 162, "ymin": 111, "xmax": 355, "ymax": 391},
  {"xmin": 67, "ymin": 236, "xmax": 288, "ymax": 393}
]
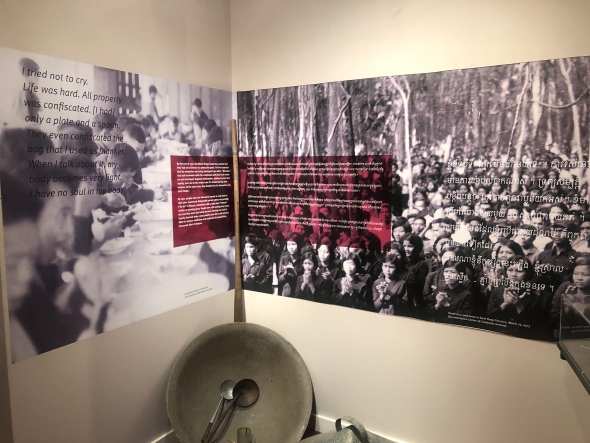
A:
[{"xmin": 301, "ymin": 417, "xmax": 371, "ymax": 443}]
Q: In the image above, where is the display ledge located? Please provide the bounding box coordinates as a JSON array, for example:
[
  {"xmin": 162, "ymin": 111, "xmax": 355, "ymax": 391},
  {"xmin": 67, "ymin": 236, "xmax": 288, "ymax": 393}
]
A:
[{"xmin": 558, "ymin": 339, "xmax": 590, "ymax": 396}]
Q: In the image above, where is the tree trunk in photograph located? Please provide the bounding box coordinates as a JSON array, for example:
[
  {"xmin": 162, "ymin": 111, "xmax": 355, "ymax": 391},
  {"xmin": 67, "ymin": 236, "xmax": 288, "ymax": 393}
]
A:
[
  {"xmin": 388, "ymin": 76, "xmax": 413, "ymax": 208},
  {"xmin": 253, "ymin": 90, "xmax": 264, "ymax": 189},
  {"xmin": 344, "ymin": 85, "xmax": 356, "ymax": 237},
  {"xmin": 462, "ymin": 71, "xmax": 471, "ymax": 148},
  {"xmin": 298, "ymin": 85, "xmax": 316, "ymax": 157},
  {"xmin": 236, "ymin": 92, "xmax": 251, "ymax": 158},
  {"xmin": 326, "ymin": 82, "xmax": 343, "ymax": 217},
  {"xmin": 546, "ymin": 109, "xmax": 553, "ymax": 148},
  {"xmin": 254, "ymin": 90, "xmax": 263, "ymax": 157},
  {"xmin": 327, "ymin": 82, "xmax": 351, "ymax": 156},
  {"xmin": 558, "ymin": 58, "xmax": 583, "ymax": 162},
  {"xmin": 429, "ymin": 85, "xmax": 435, "ymax": 149},
  {"xmin": 553, "ymin": 62, "xmax": 563, "ymax": 148},
  {"xmin": 449, "ymin": 73, "xmax": 458, "ymax": 153},
  {"xmin": 491, "ymin": 113, "xmax": 502, "ymax": 160},
  {"xmin": 530, "ymin": 61, "xmax": 544, "ymax": 151},
  {"xmin": 327, "ymin": 82, "xmax": 340, "ymax": 156},
  {"xmin": 546, "ymin": 69, "xmax": 557, "ymax": 149},
  {"xmin": 509, "ymin": 64, "xmax": 530, "ymax": 193},
  {"xmin": 345, "ymin": 88, "xmax": 355, "ymax": 156},
  {"xmin": 270, "ymin": 88, "xmax": 281, "ymax": 158},
  {"xmin": 298, "ymin": 84, "xmax": 319, "ymax": 226},
  {"xmin": 439, "ymin": 76, "xmax": 450, "ymax": 152},
  {"xmin": 470, "ymin": 71, "xmax": 482, "ymax": 156},
  {"xmin": 490, "ymin": 66, "xmax": 511, "ymax": 159},
  {"xmin": 478, "ymin": 70, "xmax": 486, "ymax": 156}
]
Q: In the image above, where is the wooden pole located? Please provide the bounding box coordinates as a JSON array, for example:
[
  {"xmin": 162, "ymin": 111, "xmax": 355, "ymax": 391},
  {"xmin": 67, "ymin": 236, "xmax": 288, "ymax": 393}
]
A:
[{"xmin": 231, "ymin": 120, "xmax": 245, "ymax": 322}]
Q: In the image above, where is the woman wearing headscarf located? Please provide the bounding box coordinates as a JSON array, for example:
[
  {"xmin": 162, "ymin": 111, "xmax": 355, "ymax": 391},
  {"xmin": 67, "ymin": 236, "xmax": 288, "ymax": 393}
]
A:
[
  {"xmin": 402, "ymin": 233, "xmax": 430, "ymax": 317},
  {"xmin": 242, "ymin": 236, "xmax": 273, "ymax": 294},
  {"xmin": 372, "ymin": 253, "xmax": 408, "ymax": 316},
  {"xmin": 486, "ymin": 256, "xmax": 542, "ymax": 338},
  {"xmin": 278, "ymin": 233, "xmax": 304, "ymax": 297},
  {"xmin": 426, "ymin": 261, "xmax": 473, "ymax": 322}
]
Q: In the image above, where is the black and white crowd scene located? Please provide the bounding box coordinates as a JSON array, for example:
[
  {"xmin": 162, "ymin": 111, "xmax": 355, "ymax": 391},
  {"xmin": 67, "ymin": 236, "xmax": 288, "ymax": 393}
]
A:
[{"xmin": 237, "ymin": 57, "xmax": 590, "ymax": 341}]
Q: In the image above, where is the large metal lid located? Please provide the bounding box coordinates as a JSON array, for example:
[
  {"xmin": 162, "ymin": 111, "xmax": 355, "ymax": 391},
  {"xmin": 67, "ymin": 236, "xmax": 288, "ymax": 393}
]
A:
[{"xmin": 167, "ymin": 322, "xmax": 313, "ymax": 443}]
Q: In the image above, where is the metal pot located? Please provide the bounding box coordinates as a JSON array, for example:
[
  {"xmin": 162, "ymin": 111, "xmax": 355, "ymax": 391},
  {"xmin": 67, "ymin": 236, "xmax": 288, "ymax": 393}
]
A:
[
  {"xmin": 167, "ymin": 323, "xmax": 313, "ymax": 443},
  {"xmin": 301, "ymin": 417, "xmax": 370, "ymax": 443}
]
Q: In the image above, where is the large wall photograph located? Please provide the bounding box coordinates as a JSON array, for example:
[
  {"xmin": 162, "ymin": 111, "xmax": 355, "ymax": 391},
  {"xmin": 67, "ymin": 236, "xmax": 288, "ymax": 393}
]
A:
[
  {"xmin": 237, "ymin": 56, "xmax": 590, "ymax": 342},
  {"xmin": 0, "ymin": 47, "xmax": 235, "ymax": 363}
]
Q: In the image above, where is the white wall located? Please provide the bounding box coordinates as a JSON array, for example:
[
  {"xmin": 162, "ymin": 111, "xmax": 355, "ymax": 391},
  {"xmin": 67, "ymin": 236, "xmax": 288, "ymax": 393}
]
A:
[
  {"xmin": 231, "ymin": 0, "xmax": 590, "ymax": 91},
  {"xmin": 231, "ymin": 1, "xmax": 590, "ymax": 442},
  {"xmin": 0, "ymin": 0, "xmax": 232, "ymax": 91},
  {"xmin": 0, "ymin": 1, "xmax": 233, "ymax": 443}
]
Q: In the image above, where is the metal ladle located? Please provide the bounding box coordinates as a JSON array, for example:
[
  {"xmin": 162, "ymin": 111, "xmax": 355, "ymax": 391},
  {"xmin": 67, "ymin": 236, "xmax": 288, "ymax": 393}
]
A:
[
  {"xmin": 205, "ymin": 379, "xmax": 260, "ymax": 443},
  {"xmin": 201, "ymin": 379, "xmax": 235, "ymax": 443}
]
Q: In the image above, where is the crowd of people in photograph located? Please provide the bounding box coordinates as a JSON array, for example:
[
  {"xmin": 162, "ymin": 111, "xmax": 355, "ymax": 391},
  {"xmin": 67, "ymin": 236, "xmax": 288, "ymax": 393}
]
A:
[{"xmin": 241, "ymin": 147, "xmax": 590, "ymax": 341}]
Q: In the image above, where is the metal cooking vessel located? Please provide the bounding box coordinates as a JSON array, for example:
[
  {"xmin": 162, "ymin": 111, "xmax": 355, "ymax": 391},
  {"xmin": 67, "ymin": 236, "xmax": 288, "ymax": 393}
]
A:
[
  {"xmin": 167, "ymin": 322, "xmax": 313, "ymax": 443},
  {"xmin": 301, "ymin": 417, "xmax": 370, "ymax": 443}
]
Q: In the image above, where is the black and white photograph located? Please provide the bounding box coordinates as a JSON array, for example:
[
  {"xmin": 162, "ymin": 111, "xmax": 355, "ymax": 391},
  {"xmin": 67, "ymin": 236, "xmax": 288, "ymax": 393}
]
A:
[
  {"xmin": 237, "ymin": 56, "xmax": 590, "ymax": 342},
  {"xmin": 0, "ymin": 47, "xmax": 235, "ymax": 363}
]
